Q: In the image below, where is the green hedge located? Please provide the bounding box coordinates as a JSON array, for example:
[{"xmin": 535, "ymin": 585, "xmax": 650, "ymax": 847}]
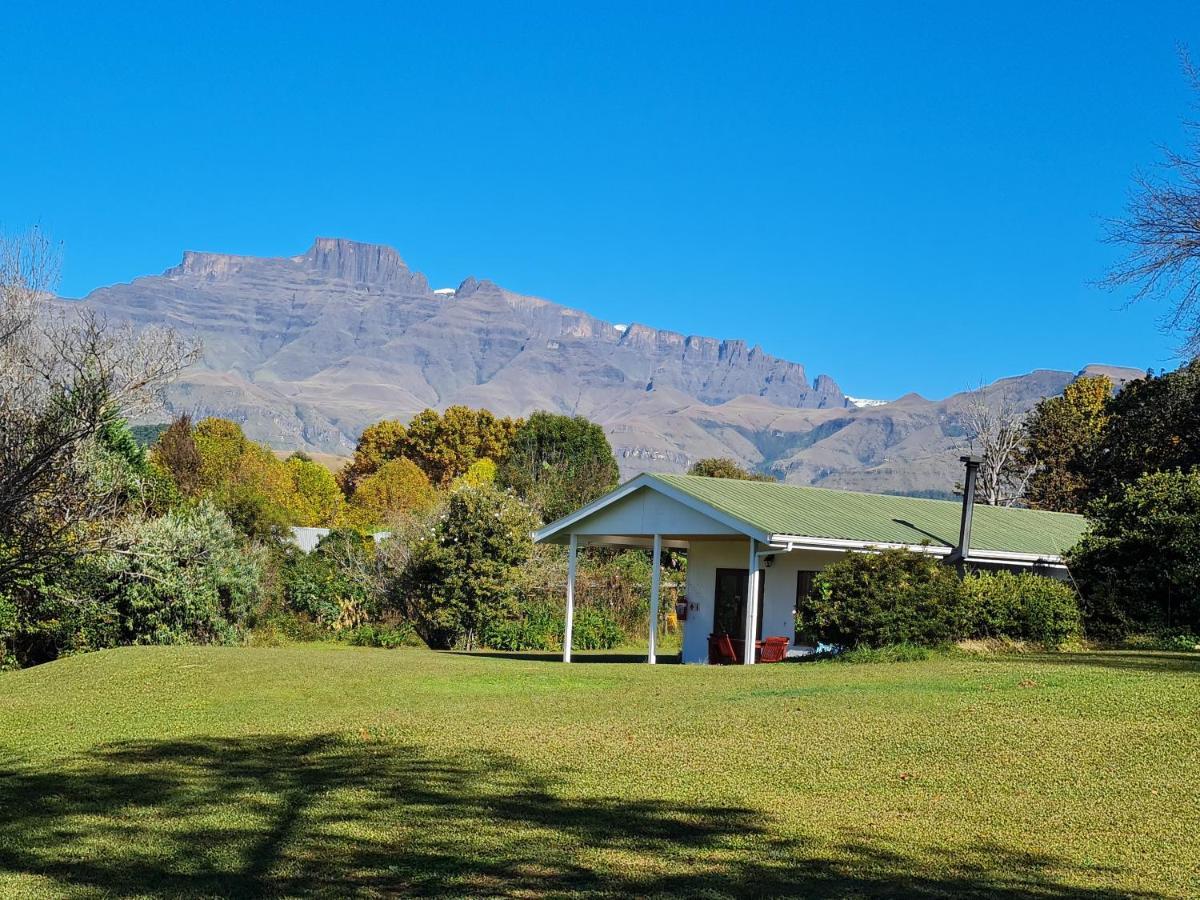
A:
[
  {"xmin": 962, "ymin": 570, "xmax": 1081, "ymax": 646},
  {"xmin": 801, "ymin": 549, "xmax": 1082, "ymax": 650}
]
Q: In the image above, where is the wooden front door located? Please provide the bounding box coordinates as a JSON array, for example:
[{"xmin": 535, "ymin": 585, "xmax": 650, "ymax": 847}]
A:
[{"xmin": 713, "ymin": 568, "xmax": 764, "ymax": 640}]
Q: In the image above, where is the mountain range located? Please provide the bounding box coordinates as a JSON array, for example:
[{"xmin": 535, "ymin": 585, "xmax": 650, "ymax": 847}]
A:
[{"xmin": 70, "ymin": 238, "xmax": 1144, "ymax": 497}]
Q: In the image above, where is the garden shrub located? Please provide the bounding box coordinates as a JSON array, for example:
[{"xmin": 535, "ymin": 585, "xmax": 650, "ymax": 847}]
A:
[
  {"xmin": 961, "ymin": 571, "xmax": 1081, "ymax": 647},
  {"xmin": 281, "ymin": 530, "xmax": 378, "ymax": 630},
  {"xmin": 346, "ymin": 621, "xmax": 423, "ymax": 649},
  {"xmin": 480, "ymin": 600, "xmax": 625, "ymax": 652},
  {"xmin": 1070, "ymin": 469, "xmax": 1200, "ymax": 638},
  {"xmin": 394, "ymin": 486, "xmax": 537, "ymax": 649},
  {"xmin": 482, "ymin": 602, "xmax": 562, "ymax": 651},
  {"xmin": 101, "ymin": 502, "xmax": 263, "ymax": 645},
  {"xmin": 570, "ymin": 605, "xmax": 625, "ymax": 650},
  {"xmin": 803, "ymin": 548, "xmax": 969, "ymax": 648}
]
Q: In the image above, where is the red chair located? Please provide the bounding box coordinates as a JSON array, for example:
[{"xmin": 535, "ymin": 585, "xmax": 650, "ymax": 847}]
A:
[
  {"xmin": 759, "ymin": 636, "xmax": 790, "ymax": 663},
  {"xmin": 708, "ymin": 633, "xmax": 739, "ymax": 665}
]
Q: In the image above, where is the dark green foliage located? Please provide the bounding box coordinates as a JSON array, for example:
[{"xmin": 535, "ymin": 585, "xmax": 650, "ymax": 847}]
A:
[
  {"xmin": 686, "ymin": 458, "xmax": 774, "ymax": 481},
  {"xmin": 282, "ymin": 531, "xmax": 377, "ymax": 629},
  {"xmin": 396, "ymin": 487, "xmax": 537, "ymax": 649},
  {"xmin": 961, "ymin": 571, "xmax": 1081, "ymax": 646},
  {"xmin": 129, "ymin": 423, "xmax": 170, "ymax": 447},
  {"xmin": 498, "ymin": 412, "xmax": 619, "ymax": 522},
  {"xmin": 1089, "ymin": 360, "xmax": 1200, "ymax": 502},
  {"xmin": 803, "ymin": 549, "xmax": 969, "ymax": 648},
  {"xmin": 1071, "ymin": 469, "xmax": 1200, "ymax": 638},
  {"xmin": 802, "ymin": 551, "xmax": 1083, "ymax": 649}
]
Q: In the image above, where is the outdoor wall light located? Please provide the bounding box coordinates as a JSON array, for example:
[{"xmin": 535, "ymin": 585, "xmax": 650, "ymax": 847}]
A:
[{"xmin": 763, "ymin": 554, "xmax": 776, "ymax": 568}]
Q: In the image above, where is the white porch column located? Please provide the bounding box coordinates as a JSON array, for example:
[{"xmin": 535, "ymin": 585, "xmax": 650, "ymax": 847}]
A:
[
  {"xmin": 648, "ymin": 533, "xmax": 663, "ymax": 664},
  {"xmin": 743, "ymin": 538, "xmax": 759, "ymax": 665},
  {"xmin": 563, "ymin": 534, "xmax": 577, "ymax": 663}
]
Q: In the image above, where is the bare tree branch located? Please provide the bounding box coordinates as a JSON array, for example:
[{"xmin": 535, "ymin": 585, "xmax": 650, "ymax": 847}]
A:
[
  {"xmin": 960, "ymin": 387, "xmax": 1034, "ymax": 507},
  {"xmin": 1101, "ymin": 49, "xmax": 1200, "ymax": 356},
  {"xmin": 0, "ymin": 228, "xmax": 200, "ymax": 589}
]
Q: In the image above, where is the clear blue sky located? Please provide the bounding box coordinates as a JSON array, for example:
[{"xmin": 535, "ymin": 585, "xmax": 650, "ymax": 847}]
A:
[{"xmin": 3, "ymin": 1, "xmax": 1197, "ymax": 399}]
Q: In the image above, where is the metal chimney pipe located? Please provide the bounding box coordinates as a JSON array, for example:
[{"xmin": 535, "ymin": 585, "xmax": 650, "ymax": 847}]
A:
[{"xmin": 955, "ymin": 455, "xmax": 982, "ymax": 563}]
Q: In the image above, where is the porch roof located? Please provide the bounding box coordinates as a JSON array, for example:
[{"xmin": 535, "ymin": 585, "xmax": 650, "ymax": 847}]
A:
[{"xmin": 535, "ymin": 473, "xmax": 1087, "ymax": 562}]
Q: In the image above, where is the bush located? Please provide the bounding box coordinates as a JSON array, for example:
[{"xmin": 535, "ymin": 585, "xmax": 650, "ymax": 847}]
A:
[
  {"xmin": 281, "ymin": 530, "xmax": 378, "ymax": 630},
  {"xmin": 571, "ymin": 606, "xmax": 625, "ymax": 650},
  {"xmin": 1070, "ymin": 469, "xmax": 1200, "ymax": 638},
  {"xmin": 346, "ymin": 621, "xmax": 423, "ymax": 649},
  {"xmin": 100, "ymin": 502, "xmax": 263, "ymax": 646},
  {"xmin": 395, "ymin": 487, "xmax": 537, "ymax": 649},
  {"xmin": 962, "ymin": 571, "xmax": 1081, "ymax": 647},
  {"xmin": 480, "ymin": 600, "xmax": 625, "ymax": 652},
  {"xmin": 803, "ymin": 549, "xmax": 969, "ymax": 648}
]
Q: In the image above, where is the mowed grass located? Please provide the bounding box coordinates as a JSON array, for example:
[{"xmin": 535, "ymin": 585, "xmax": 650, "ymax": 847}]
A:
[{"xmin": 0, "ymin": 647, "xmax": 1197, "ymax": 898}]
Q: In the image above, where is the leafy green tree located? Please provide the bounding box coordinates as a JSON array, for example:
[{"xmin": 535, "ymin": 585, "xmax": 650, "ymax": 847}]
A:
[
  {"xmin": 1022, "ymin": 375, "xmax": 1112, "ymax": 513},
  {"xmin": 191, "ymin": 418, "xmax": 295, "ymax": 536},
  {"xmin": 402, "ymin": 406, "xmax": 520, "ymax": 487},
  {"xmin": 284, "ymin": 455, "xmax": 346, "ymax": 526},
  {"xmin": 1089, "ymin": 360, "xmax": 1200, "ymax": 502},
  {"xmin": 687, "ymin": 458, "xmax": 774, "ymax": 481},
  {"xmin": 1071, "ymin": 469, "xmax": 1200, "ymax": 637},
  {"xmin": 338, "ymin": 419, "xmax": 408, "ymax": 495},
  {"xmin": 349, "ymin": 457, "xmax": 436, "ymax": 525},
  {"xmin": 499, "ymin": 412, "xmax": 619, "ymax": 522},
  {"xmin": 395, "ymin": 486, "xmax": 536, "ymax": 649}
]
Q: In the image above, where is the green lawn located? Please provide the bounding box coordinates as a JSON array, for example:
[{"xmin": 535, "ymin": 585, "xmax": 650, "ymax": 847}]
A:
[{"xmin": 1, "ymin": 646, "xmax": 1197, "ymax": 898}]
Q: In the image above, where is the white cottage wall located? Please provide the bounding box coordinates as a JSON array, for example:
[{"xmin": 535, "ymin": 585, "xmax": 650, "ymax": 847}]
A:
[{"xmin": 681, "ymin": 541, "xmax": 845, "ymax": 664}]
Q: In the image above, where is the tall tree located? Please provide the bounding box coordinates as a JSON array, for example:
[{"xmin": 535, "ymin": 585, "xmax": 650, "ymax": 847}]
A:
[
  {"xmin": 1089, "ymin": 359, "xmax": 1200, "ymax": 501},
  {"xmin": 1022, "ymin": 375, "xmax": 1112, "ymax": 513},
  {"xmin": 960, "ymin": 390, "xmax": 1032, "ymax": 506},
  {"xmin": 151, "ymin": 415, "xmax": 204, "ymax": 497},
  {"xmin": 402, "ymin": 406, "xmax": 520, "ymax": 487},
  {"xmin": 0, "ymin": 229, "xmax": 195, "ymax": 591},
  {"xmin": 338, "ymin": 419, "xmax": 408, "ymax": 495},
  {"xmin": 499, "ymin": 412, "xmax": 620, "ymax": 522},
  {"xmin": 1102, "ymin": 56, "xmax": 1200, "ymax": 355}
]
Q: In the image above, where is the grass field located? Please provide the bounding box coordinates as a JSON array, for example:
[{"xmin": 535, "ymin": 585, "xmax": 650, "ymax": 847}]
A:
[{"xmin": 1, "ymin": 646, "xmax": 1197, "ymax": 898}]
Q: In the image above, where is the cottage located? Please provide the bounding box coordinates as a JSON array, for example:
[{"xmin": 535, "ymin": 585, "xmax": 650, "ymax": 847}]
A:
[{"xmin": 533, "ymin": 470, "xmax": 1087, "ymax": 665}]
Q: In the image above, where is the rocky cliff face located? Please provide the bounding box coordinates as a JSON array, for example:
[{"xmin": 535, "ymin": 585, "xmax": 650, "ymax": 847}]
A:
[{"xmin": 72, "ymin": 238, "xmax": 1143, "ymax": 496}]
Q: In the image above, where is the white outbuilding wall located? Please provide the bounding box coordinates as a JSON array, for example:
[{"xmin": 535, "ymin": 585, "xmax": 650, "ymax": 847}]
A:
[{"xmin": 680, "ymin": 540, "xmax": 845, "ymax": 664}]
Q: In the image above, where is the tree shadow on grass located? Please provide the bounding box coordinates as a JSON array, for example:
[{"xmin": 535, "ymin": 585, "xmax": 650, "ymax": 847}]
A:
[{"xmin": 0, "ymin": 735, "xmax": 1153, "ymax": 898}]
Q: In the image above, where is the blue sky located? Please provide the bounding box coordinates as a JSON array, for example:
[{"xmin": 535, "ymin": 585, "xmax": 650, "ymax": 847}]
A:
[{"xmin": 3, "ymin": 1, "xmax": 1197, "ymax": 399}]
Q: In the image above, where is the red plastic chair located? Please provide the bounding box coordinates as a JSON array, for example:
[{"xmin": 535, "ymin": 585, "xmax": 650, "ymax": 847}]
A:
[
  {"xmin": 759, "ymin": 636, "xmax": 790, "ymax": 663},
  {"xmin": 708, "ymin": 633, "xmax": 739, "ymax": 665}
]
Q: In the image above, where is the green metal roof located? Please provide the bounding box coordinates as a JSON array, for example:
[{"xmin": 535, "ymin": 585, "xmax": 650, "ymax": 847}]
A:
[{"xmin": 649, "ymin": 474, "xmax": 1087, "ymax": 558}]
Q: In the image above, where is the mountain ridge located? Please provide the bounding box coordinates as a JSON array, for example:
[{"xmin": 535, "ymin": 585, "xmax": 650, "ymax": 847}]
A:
[{"xmin": 70, "ymin": 238, "xmax": 1144, "ymax": 496}]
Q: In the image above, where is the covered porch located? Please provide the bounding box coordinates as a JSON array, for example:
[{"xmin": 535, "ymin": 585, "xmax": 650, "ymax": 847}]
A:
[{"xmin": 533, "ymin": 476, "xmax": 817, "ymax": 665}]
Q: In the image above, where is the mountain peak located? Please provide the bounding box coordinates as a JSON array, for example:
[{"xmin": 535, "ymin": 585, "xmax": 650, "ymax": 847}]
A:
[{"xmin": 298, "ymin": 238, "xmax": 410, "ymax": 284}]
